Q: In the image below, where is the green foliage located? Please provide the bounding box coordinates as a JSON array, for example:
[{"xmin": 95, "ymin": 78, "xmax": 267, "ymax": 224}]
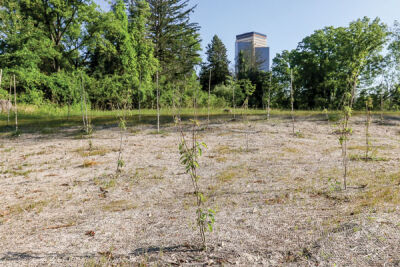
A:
[
  {"xmin": 178, "ymin": 120, "xmax": 215, "ymax": 249},
  {"xmin": 272, "ymin": 17, "xmax": 388, "ymax": 110},
  {"xmin": 199, "ymin": 35, "xmax": 231, "ymax": 91},
  {"xmin": 146, "ymin": 0, "xmax": 201, "ymax": 80},
  {"xmin": 213, "ymin": 83, "xmax": 244, "ymax": 107}
]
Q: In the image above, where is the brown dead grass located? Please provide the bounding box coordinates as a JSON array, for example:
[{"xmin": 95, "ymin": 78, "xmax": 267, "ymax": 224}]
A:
[{"xmin": 102, "ymin": 200, "xmax": 137, "ymax": 212}]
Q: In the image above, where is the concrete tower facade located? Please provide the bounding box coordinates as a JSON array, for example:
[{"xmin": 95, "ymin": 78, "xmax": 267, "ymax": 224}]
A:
[{"xmin": 235, "ymin": 32, "xmax": 270, "ymax": 72}]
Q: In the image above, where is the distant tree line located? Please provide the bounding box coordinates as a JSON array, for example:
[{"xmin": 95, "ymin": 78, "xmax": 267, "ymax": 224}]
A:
[{"xmin": 1, "ymin": 1, "xmax": 400, "ymax": 111}]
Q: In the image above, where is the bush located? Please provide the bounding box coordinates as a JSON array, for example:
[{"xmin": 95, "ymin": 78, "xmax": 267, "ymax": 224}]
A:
[{"xmin": 19, "ymin": 88, "xmax": 45, "ymax": 105}]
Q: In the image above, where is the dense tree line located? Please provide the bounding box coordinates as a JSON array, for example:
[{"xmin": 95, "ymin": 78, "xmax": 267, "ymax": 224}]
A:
[
  {"xmin": 0, "ymin": 0, "xmax": 202, "ymax": 109},
  {"xmin": 271, "ymin": 17, "xmax": 400, "ymax": 110},
  {"xmin": 1, "ymin": 2, "xmax": 400, "ymax": 111}
]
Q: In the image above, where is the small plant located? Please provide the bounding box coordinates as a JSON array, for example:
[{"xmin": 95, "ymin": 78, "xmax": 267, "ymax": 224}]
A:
[
  {"xmin": 328, "ymin": 178, "xmax": 342, "ymax": 192},
  {"xmin": 239, "ymin": 79, "xmax": 255, "ymax": 151},
  {"xmin": 116, "ymin": 116, "xmax": 127, "ymax": 174},
  {"xmin": 365, "ymin": 97, "xmax": 373, "ymax": 161},
  {"xmin": 338, "ymin": 92, "xmax": 352, "ymax": 190},
  {"xmin": 178, "ymin": 119, "xmax": 215, "ymax": 250},
  {"xmin": 294, "ymin": 131, "xmax": 304, "ymax": 138}
]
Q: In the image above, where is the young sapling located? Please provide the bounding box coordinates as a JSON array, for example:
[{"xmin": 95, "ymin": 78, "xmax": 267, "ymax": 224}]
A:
[
  {"xmin": 178, "ymin": 119, "xmax": 215, "ymax": 250},
  {"xmin": 338, "ymin": 92, "xmax": 352, "ymax": 190},
  {"xmin": 365, "ymin": 97, "xmax": 373, "ymax": 161}
]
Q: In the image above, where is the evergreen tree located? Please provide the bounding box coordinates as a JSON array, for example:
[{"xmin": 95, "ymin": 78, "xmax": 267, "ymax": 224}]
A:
[
  {"xmin": 146, "ymin": 0, "xmax": 201, "ymax": 80},
  {"xmin": 199, "ymin": 35, "xmax": 230, "ymax": 91}
]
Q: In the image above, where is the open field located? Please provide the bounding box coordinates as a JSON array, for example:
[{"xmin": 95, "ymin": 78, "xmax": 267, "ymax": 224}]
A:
[{"xmin": 0, "ymin": 112, "xmax": 400, "ymax": 266}]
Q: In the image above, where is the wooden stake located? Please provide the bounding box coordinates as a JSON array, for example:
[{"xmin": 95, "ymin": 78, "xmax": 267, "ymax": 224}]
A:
[
  {"xmin": 13, "ymin": 75, "xmax": 18, "ymax": 132},
  {"xmin": 8, "ymin": 78, "xmax": 11, "ymax": 126},
  {"xmin": 290, "ymin": 69, "xmax": 295, "ymax": 134},
  {"xmin": 156, "ymin": 71, "xmax": 160, "ymax": 133},
  {"xmin": 80, "ymin": 74, "xmax": 86, "ymax": 131},
  {"xmin": 268, "ymin": 73, "xmax": 271, "ymax": 121},
  {"xmin": 208, "ymin": 68, "xmax": 211, "ymax": 124}
]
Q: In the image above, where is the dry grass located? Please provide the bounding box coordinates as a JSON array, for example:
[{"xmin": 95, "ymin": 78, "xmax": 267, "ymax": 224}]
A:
[
  {"xmin": 0, "ymin": 115, "xmax": 400, "ymax": 266},
  {"xmin": 74, "ymin": 146, "xmax": 114, "ymax": 157},
  {"xmin": 1, "ymin": 199, "xmax": 50, "ymax": 218},
  {"xmin": 81, "ymin": 160, "xmax": 99, "ymax": 168},
  {"xmin": 102, "ymin": 200, "xmax": 137, "ymax": 212},
  {"xmin": 216, "ymin": 164, "xmax": 249, "ymax": 183}
]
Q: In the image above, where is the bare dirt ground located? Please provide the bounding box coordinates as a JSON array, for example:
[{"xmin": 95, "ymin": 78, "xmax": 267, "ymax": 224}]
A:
[{"xmin": 0, "ymin": 115, "xmax": 399, "ymax": 266}]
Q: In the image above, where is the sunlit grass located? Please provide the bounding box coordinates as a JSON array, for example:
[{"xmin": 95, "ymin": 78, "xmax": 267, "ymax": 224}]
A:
[{"xmin": 1, "ymin": 104, "xmax": 399, "ymax": 134}]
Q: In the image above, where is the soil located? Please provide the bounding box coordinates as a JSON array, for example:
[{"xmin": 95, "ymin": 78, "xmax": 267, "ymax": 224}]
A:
[{"xmin": 0, "ymin": 115, "xmax": 399, "ymax": 266}]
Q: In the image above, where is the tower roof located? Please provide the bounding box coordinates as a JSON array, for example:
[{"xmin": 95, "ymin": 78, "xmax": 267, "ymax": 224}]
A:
[{"xmin": 236, "ymin": 32, "xmax": 267, "ymax": 40}]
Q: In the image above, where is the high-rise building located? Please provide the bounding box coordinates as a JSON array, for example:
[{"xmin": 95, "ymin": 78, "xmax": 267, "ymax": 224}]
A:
[{"xmin": 235, "ymin": 32, "xmax": 270, "ymax": 72}]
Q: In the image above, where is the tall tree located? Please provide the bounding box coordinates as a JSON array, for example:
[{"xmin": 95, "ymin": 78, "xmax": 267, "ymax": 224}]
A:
[
  {"xmin": 340, "ymin": 17, "xmax": 388, "ymax": 107},
  {"xmin": 271, "ymin": 17, "xmax": 388, "ymax": 109},
  {"xmin": 128, "ymin": 0, "xmax": 157, "ymax": 110},
  {"xmin": 87, "ymin": 0, "xmax": 138, "ymax": 108},
  {"xmin": 199, "ymin": 35, "xmax": 230, "ymax": 91},
  {"xmin": 0, "ymin": 0, "xmax": 100, "ymax": 104},
  {"xmin": 146, "ymin": 0, "xmax": 201, "ymax": 80}
]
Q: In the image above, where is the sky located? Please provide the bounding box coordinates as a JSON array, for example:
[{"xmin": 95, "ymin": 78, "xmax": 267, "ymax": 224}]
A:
[{"xmin": 95, "ymin": 0, "xmax": 400, "ymax": 69}]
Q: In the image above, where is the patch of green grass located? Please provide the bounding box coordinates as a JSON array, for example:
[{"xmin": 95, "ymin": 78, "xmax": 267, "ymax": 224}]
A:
[
  {"xmin": 349, "ymin": 153, "xmax": 389, "ymax": 162},
  {"xmin": 94, "ymin": 177, "xmax": 117, "ymax": 189}
]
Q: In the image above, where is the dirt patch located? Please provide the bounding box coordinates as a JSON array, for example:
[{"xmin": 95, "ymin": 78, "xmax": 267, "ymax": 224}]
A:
[{"xmin": 0, "ymin": 115, "xmax": 399, "ymax": 266}]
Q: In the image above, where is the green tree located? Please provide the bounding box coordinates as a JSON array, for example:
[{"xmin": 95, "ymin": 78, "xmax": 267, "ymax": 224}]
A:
[
  {"xmin": 0, "ymin": 0, "xmax": 99, "ymax": 104},
  {"xmin": 128, "ymin": 0, "xmax": 157, "ymax": 112},
  {"xmin": 199, "ymin": 35, "xmax": 231, "ymax": 91},
  {"xmin": 87, "ymin": 0, "xmax": 138, "ymax": 108},
  {"xmin": 146, "ymin": 0, "xmax": 201, "ymax": 80},
  {"xmin": 271, "ymin": 17, "xmax": 388, "ymax": 110}
]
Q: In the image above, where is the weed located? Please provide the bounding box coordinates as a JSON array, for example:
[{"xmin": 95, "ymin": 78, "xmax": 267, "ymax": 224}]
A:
[
  {"xmin": 294, "ymin": 131, "xmax": 304, "ymax": 138},
  {"xmin": 327, "ymin": 178, "xmax": 342, "ymax": 192},
  {"xmin": 94, "ymin": 177, "xmax": 117, "ymax": 189}
]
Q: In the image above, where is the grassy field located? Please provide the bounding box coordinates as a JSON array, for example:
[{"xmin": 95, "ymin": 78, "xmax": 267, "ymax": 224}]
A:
[{"xmin": 2, "ymin": 103, "xmax": 398, "ymax": 134}]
